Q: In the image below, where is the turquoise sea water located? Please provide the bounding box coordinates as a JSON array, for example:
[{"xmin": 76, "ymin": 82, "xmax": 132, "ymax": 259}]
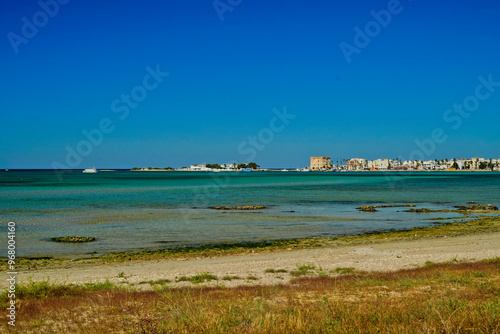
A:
[{"xmin": 1, "ymin": 171, "xmax": 499, "ymax": 258}]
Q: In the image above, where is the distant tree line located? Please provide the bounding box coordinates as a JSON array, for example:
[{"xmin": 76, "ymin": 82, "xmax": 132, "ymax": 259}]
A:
[
  {"xmin": 131, "ymin": 167, "xmax": 174, "ymax": 170},
  {"xmin": 238, "ymin": 162, "xmax": 259, "ymax": 169},
  {"xmin": 205, "ymin": 164, "xmax": 221, "ymax": 169}
]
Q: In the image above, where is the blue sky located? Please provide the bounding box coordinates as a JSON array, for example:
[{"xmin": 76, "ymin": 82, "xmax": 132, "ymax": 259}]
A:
[{"xmin": 1, "ymin": 0, "xmax": 499, "ymax": 168}]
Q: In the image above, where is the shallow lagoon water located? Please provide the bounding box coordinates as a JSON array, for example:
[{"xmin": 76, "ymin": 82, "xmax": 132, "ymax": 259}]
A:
[{"xmin": 1, "ymin": 171, "xmax": 499, "ymax": 258}]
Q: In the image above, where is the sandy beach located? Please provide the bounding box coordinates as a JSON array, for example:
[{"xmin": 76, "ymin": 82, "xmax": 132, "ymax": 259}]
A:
[{"xmin": 8, "ymin": 231, "xmax": 500, "ymax": 289}]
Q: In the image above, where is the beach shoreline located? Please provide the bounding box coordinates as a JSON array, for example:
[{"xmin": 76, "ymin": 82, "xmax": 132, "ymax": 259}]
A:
[{"xmin": 4, "ymin": 215, "xmax": 499, "ymax": 290}]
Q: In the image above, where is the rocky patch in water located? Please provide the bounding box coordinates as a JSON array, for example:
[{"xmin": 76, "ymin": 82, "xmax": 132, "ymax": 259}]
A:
[
  {"xmin": 454, "ymin": 204, "xmax": 498, "ymax": 211},
  {"xmin": 403, "ymin": 203, "xmax": 499, "ymax": 214},
  {"xmin": 356, "ymin": 204, "xmax": 414, "ymax": 212},
  {"xmin": 51, "ymin": 236, "xmax": 96, "ymax": 243},
  {"xmin": 405, "ymin": 208, "xmax": 433, "ymax": 213},
  {"xmin": 210, "ymin": 205, "xmax": 266, "ymax": 210}
]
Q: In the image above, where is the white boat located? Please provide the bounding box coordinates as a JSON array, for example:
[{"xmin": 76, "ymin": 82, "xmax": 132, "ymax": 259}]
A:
[
  {"xmin": 294, "ymin": 164, "xmax": 310, "ymax": 172},
  {"xmin": 83, "ymin": 167, "xmax": 98, "ymax": 173},
  {"xmin": 281, "ymin": 169, "xmax": 288, "ymax": 172}
]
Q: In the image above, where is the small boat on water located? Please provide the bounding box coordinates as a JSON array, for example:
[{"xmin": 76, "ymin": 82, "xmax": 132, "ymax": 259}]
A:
[
  {"xmin": 83, "ymin": 167, "xmax": 98, "ymax": 173},
  {"xmin": 281, "ymin": 169, "xmax": 288, "ymax": 172},
  {"xmin": 242, "ymin": 168, "xmax": 252, "ymax": 172},
  {"xmin": 295, "ymin": 165, "xmax": 310, "ymax": 172}
]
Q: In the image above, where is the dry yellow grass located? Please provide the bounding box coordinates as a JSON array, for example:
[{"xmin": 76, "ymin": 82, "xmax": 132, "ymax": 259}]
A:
[{"xmin": 2, "ymin": 258, "xmax": 500, "ymax": 333}]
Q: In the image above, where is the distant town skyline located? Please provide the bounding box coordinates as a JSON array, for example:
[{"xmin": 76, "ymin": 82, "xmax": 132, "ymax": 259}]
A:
[
  {"xmin": 124, "ymin": 155, "xmax": 499, "ymax": 171},
  {"xmin": 1, "ymin": 1, "xmax": 499, "ymax": 169},
  {"xmin": 311, "ymin": 156, "xmax": 500, "ymax": 171}
]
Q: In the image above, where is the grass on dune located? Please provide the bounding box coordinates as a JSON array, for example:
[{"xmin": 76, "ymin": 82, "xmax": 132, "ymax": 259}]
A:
[
  {"xmin": 1, "ymin": 258, "xmax": 500, "ymax": 333},
  {"xmin": 0, "ymin": 278, "xmax": 124, "ymax": 302},
  {"xmin": 175, "ymin": 273, "xmax": 218, "ymax": 284}
]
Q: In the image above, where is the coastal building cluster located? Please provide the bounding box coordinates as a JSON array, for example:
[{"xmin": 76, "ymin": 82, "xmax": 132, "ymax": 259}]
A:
[
  {"xmin": 181, "ymin": 163, "xmax": 237, "ymax": 171},
  {"xmin": 132, "ymin": 162, "xmax": 260, "ymax": 172},
  {"xmin": 310, "ymin": 156, "xmax": 500, "ymax": 171},
  {"xmin": 130, "ymin": 157, "xmax": 499, "ymax": 172}
]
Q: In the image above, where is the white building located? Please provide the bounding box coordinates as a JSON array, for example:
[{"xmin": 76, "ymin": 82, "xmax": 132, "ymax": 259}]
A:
[
  {"xmin": 188, "ymin": 164, "xmax": 212, "ymax": 171},
  {"xmin": 220, "ymin": 163, "xmax": 237, "ymax": 170},
  {"xmin": 470, "ymin": 158, "xmax": 485, "ymax": 170},
  {"xmin": 368, "ymin": 159, "xmax": 390, "ymax": 170},
  {"xmin": 422, "ymin": 160, "xmax": 437, "ymax": 170},
  {"xmin": 347, "ymin": 158, "xmax": 366, "ymax": 171}
]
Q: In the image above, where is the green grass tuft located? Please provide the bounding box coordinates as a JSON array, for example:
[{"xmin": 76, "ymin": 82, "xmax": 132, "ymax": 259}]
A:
[
  {"xmin": 176, "ymin": 273, "xmax": 218, "ymax": 283},
  {"xmin": 264, "ymin": 268, "xmax": 287, "ymax": 273},
  {"xmin": 332, "ymin": 267, "xmax": 356, "ymax": 274},
  {"xmin": 290, "ymin": 264, "xmax": 318, "ymax": 276},
  {"xmin": 423, "ymin": 261, "xmax": 435, "ymax": 268}
]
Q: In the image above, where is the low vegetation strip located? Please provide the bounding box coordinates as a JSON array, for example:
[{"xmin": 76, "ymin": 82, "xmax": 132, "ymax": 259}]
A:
[
  {"xmin": 1, "ymin": 258, "xmax": 499, "ymax": 333},
  {"xmin": 209, "ymin": 205, "xmax": 266, "ymax": 210},
  {"xmin": 50, "ymin": 236, "xmax": 96, "ymax": 243}
]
